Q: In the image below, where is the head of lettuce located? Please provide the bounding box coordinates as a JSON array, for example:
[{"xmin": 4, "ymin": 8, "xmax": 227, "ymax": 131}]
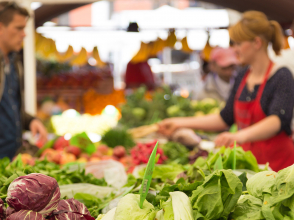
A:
[{"xmin": 114, "ymin": 194, "xmax": 156, "ymax": 220}]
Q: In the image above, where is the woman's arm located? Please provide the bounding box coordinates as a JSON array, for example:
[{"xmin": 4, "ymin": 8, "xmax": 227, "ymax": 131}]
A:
[
  {"xmin": 215, "ymin": 115, "xmax": 281, "ymax": 147},
  {"xmin": 238, "ymin": 115, "xmax": 281, "ymax": 143},
  {"xmin": 158, "ymin": 113, "xmax": 229, "ymax": 137}
]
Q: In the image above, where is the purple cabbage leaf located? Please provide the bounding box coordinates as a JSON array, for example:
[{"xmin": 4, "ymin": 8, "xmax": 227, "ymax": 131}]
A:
[
  {"xmin": 7, "ymin": 173, "xmax": 60, "ymax": 214},
  {"xmin": 7, "ymin": 210, "xmax": 45, "ymax": 220},
  {"xmin": 49, "ymin": 199, "xmax": 95, "ymax": 220}
]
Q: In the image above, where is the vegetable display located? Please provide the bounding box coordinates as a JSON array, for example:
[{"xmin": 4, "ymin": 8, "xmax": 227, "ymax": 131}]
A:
[
  {"xmin": 161, "ymin": 142, "xmax": 189, "ymax": 165},
  {"xmin": 189, "ymin": 146, "xmax": 260, "ymax": 174},
  {"xmin": 131, "ymin": 140, "xmax": 167, "ymax": 165},
  {"xmin": 4, "ymin": 144, "xmax": 294, "ymax": 219},
  {"xmin": 119, "ymin": 86, "xmax": 222, "ymax": 128},
  {"xmin": 101, "ymin": 127, "xmax": 135, "ymax": 149}
]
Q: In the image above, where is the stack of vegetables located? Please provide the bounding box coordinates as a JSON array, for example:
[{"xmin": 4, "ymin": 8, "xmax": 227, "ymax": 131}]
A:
[
  {"xmin": 231, "ymin": 166, "xmax": 294, "ymax": 219},
  {"xmin": 119, "ymin": 86, "xmax": 222, "ymax": 128},
  {"xmin": 3, "ymin": 145, "xmax": 294, "ymax": 219},
  {"xmin": 96, "ymin": 146, "xmax": 294, "ymax": 220},
  {"xmin": 27, "ymin": 126, "xmax": 209, "ymax": 174},
  {"xmin": 36, "ymin": 129, "xmax": 135, "ymax": 165}
]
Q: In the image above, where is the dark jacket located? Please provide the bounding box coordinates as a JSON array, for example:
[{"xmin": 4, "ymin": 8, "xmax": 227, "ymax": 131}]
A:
[{"xmin": 0, "ymin": 52, "xmax": 34, "ymax": 131}]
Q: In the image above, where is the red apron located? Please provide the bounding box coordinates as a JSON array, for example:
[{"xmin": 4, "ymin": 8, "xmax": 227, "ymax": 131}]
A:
[{"xmin": 234, "ymin": 62, "xmax": 294, "ymax": 171}]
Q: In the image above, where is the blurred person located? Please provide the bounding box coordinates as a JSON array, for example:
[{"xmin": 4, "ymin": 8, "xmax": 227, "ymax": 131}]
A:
[
  {"xmin": 0, "ymin": 2, "xmax": 47, "ymax": 159},
  {"xmin": 158, "ymin": 11, "xmax": 294, "ymax": 171},
  {"xmin": 125, "ymin": 60, "xmax": 155, "ymax": 90},
  {"xmin": 197, "ymin": 47, "xmax": 239, "ymax": 102}
]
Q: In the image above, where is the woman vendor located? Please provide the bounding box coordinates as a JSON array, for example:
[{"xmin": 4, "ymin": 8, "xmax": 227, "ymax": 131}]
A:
[{"xmin": 158, "ymin": 11, "xmax": 294, "ymax": 171}]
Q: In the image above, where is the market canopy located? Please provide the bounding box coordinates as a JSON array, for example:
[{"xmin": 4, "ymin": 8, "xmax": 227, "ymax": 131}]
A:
[
  {"xmin": 35, "ymin": 3, "xmax": 87, "ymax": 27},
  {"xmin": 115, "ymin": 6, "xmax": 229, "ymax": 29},
  {"xmin": 200, "ymin": 0, "xmax": 294, "ymax": 25},
  {"xmin": 34, "ymin": 0, "xmax": 294, "ymax": 27}
]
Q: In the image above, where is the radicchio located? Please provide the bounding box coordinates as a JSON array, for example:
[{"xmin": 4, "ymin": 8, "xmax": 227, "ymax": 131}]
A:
[
  {"xmin": 7, "ymin": 173, "xmax": 60, "ymax": 213},
  {"xmin": 6, "ymin": 207, "xmax": 15, "ymax": 218},
  {"xmin": 7, "ymin": 210, "xmax": 45, "ymax": 220},
  {"xmin": 49, "ymin": 199, "xmax": 95, "ymax": 220},
  {"xmin": 0, "ymin": 198, "xmax": 5, "ymax": 220},
  {"xmin": 39, "ymin": 186, "xmax": 61, "ymax": 216}
]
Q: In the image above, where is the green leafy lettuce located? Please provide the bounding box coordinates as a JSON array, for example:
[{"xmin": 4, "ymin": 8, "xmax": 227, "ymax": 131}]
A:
[
  {"xmin": 162, "ymin": 198, "xmax": 174, "ymax": 220},
  {"xmin": 246, "ymin": 171, "xmax": 277, "ymax": 200},
  {"xmin": 190, "ymin": 147, "xmax": 260, "ymax": 173},
  {"xmin": 190, "ymin": 169, "xmax": 243, "ymax": 220},
  {"xmin": 229, "ymin": 195, "xmax": 265, "ymax": 220},
  {"xmin": 139, "ymin": 164, "xmax": 185, "ymax": 182},
  {"xmin": 114, "ymin": 194, "xmax": 156, "ymax": 220}
]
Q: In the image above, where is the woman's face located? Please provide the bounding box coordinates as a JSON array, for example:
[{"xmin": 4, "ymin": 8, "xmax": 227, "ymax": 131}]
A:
[{"xmin": 232, "ymin": 40, "xmax": 257, "ymax": 65}]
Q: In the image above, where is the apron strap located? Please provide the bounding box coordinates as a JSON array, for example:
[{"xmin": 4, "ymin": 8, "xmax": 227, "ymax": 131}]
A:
[
  {"xmin": 235, "ymin": 69, "xmax": 250, "ymax": 101},
  {"xmin": 255, "ymin": 61, "xmax": 274, "ymax": 102},
  {"xmin": 235, "ymin": 61, "xmax": 274, "ymax": 101}
]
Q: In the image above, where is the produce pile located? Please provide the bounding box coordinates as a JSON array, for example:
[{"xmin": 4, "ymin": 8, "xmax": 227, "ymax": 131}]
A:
[
  {"xmin": 35, "ymin": 130, "xmax": 134, "ymax": 167},
  {"xmin": 119, "ymin": 86, "xmax": 222, "ymax": 128},
  {"xmin": 0, "ymin": 155, "xmax": 109, "ymax": 219},
  {"xmin": 32, "ymin": 128, "xmax": 207, "ymax": 173},
  {"xmin": 97, "ymin": 147, "xmax": 288, "ymax": 220},
  {"xmin": 1, "ymin": 145, "xmax": 290, "ymax": 220},
  {"xmin": 0, "ymin": 173, "xmax": 95, "ymax": 219},
  {"xmin": 37, "ymin": 69, "xmax": 112, "ymax": 90}
]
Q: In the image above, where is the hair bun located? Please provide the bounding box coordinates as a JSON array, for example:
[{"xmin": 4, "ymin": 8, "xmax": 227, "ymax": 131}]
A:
[{"xmin": 229, "ymin": 11, "xmax": 283, "ymax": 56}]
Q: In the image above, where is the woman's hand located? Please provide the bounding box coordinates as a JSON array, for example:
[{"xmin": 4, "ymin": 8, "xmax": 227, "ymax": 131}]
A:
[
  {"xmin": 214, "ymin": 132, "xmax": 246, "ymax": 147},
  {"xmin": 158, "ymin": 118, "xmax": 184, "ymax": 137}
]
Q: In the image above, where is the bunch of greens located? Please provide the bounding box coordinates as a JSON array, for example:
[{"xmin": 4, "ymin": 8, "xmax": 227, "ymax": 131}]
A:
[
  {"xmin": 101, "ymin": 127, "xmax": 135, "ymax": 149},
  {"xmin": 230, "ymin": 165, "xmax": 294, "ymax": 220},
  {"xmin": 138, "ymin": 164, "xmax": 186, "ymax": 182},
  {"xmin": 161, "ymin": 142, "xmax": 189, "ymax": 165},
  {"xmin": 190, "ymin": 98, "xmax": 221, "ymax": 115},
  {"xmin": 191, "ymin": 169, "xmax": 243, "ymax": 219},
  {"xmin": 119, "ymin": 87, "xmax": 151, "ymax": 128},
  {"xmin": 119, "ymin": 86, "xmax": 198, "ymax": 128},
  {"xmin": 188, "ymin": 147, "xmax": 260, "ymax": 181},
  {"xmin": 149, "ymin": 178, "xmax": 203, "ymax": 207},
  {"xmin": 0, "ymin": 155, "xmax": 107, "ymax": 201}
]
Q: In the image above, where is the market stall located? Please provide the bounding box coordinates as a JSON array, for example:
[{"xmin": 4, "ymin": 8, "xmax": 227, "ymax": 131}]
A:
[
  {"xmin": 1, "ymin": 1, "xmax": 294, "ymax": 220},
  {"xmin": 1, "ymin": 141, "xmax": 293, "ymax": 219}
]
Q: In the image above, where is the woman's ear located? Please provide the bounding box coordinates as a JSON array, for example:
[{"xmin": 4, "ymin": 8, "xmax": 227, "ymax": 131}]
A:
[{"xmin": 253, "ymin": 36, "xmax": 264, "ymax": 50}]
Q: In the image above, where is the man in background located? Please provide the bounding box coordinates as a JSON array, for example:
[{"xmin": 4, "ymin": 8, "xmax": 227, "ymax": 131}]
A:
[
  {"xmin": 0, "ymin": 2, "xmax": 47, "ymax": 159},
  {"xmin": 196, "ymin": 47, "xmax": 239, "ymax": 102}
]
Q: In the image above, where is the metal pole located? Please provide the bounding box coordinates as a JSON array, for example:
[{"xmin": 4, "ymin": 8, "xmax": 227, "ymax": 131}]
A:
[
  {"xmin": 162, "ymin": 47, "xmax": 172, "ymax": 85},
  {"xmin": 22, "ymin": 0, "xmax": 37, "ymax": 116}
]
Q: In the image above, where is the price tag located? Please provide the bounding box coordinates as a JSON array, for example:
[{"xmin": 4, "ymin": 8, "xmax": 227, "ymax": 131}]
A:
[{"xmin": 139, "ymin": 142, "xmax": 158, "ymax": 209}]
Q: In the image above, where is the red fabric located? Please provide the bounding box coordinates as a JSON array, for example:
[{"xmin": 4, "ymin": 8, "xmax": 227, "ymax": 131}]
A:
[
  {"xmin": 125, "ymin": 61, "xmax": 155, "ymax": 90},
  {"xmin": 234, "ymin": 62, "xmax": 294, "ymax": 171}
]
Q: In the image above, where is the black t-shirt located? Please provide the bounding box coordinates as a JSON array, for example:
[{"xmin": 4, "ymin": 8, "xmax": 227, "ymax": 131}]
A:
[{"xmin": 220, "ymin": 66, "xmax": 294, "ymax": 135}]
